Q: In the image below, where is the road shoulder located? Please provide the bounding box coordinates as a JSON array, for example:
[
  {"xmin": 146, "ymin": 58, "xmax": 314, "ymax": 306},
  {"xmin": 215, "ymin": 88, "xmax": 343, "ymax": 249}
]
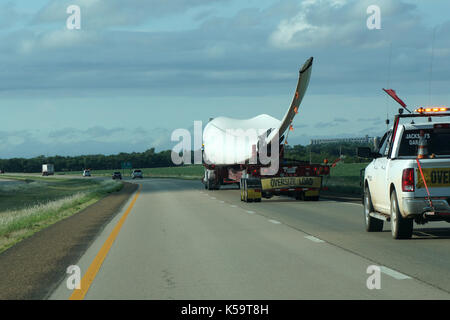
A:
[{"xmin": 0, "ymin": 182, "xmax": 138, "ymax": 300}]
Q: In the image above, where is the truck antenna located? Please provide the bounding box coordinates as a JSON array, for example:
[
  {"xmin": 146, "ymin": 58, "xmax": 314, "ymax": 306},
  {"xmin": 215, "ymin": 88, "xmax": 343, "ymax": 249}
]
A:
[
  {"xmin": 385, "ymin": 43, "xmax": 392, "ymax": 129},
  {"xmin": 428, "ymin": 27, "xmax": 437, "ymax": 106}
]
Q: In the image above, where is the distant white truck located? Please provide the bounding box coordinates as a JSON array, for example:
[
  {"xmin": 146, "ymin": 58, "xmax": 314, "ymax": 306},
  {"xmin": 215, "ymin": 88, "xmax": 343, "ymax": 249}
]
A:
[
  {"xmin": 42, "ymin": 164, "xmax": 54, "ymax": 176},
  {"xmin": 358, "ymin": 108, "xmax": 450, "ymax": 239}
]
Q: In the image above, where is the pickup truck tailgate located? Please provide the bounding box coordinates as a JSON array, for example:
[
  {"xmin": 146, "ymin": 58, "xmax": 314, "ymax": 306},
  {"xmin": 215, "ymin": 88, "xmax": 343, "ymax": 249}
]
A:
[{"xmin": 415, "ymin": 159, "xmax": 450, "ymax": 197}]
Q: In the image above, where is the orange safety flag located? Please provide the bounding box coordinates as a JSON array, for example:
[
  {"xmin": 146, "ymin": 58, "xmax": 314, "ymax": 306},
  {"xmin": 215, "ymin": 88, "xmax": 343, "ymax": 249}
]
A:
[
  {"xmin": 289, "ymin": 125, "xmax": 294, "ymax": 131},
  {"xmin": 383, "ymin": 88, "xmax": 407, "ymax": 108}
]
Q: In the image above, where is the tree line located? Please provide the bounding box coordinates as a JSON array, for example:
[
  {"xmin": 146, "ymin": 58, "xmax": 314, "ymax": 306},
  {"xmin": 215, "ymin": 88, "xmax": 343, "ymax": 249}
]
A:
[
  {"xmin": 0, "ymin": 148, "xmax": 174, "ymax": 173},
  {"xmin": 0, "ymin": 142, "xmax": 370, "ymax": 173},
  {"xmin": 284, "ymin": 142, "xmax": 372, "ymax": 164}
]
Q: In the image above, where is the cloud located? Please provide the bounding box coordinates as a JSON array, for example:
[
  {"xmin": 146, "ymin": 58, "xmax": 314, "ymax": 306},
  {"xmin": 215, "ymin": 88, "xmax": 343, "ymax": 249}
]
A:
[
  {"xmin": 0, "ymin": 126, "xmax": 177, "ymax": 158},
  {"xmin": 269, "ymin": 0, "xmax": 421, "ymax": 50},
  {"xmin": 314, "ymin": 121, "xmax": 339, "ymax": 129},
  {"xmin": 0, "ymin": 0, "xmax": 449, "ymax": 157},
  {"xmin": 333, "ymin": 117, "xmax": 349, "ymax": 122},
  {"xmin": 32, "ymin": 0, "xmax": 230, "ymax": 28}
]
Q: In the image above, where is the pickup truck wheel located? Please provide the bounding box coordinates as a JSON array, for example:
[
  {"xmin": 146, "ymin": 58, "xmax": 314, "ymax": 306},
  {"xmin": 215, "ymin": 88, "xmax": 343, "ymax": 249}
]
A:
[
  {"xmin": 390, "ymin": 191, "xmax": 413, "ymax": 239},
  {"xmin": 364, "ymin": 186, "xmax": 383, "ymax": 232}
]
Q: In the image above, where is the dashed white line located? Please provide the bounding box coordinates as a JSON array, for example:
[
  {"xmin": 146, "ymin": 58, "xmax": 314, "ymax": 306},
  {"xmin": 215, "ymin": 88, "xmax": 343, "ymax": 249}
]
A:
[
  {"xmin": 268, "ymin": 219, "xmax": 281, "ymax": 225},
  {"xmin": 343, "ymin": 202, "xmax": 363, "ymax": 207},
  {"xmin": 246, "ymin": 210, "xmax": 255, "ymax": 214},
  {"xmin": 230, "ymin": 205, "xmax": 237, "ymax": 208},
  {"xmin": 304, "ymin": 235, "xmax": 325, "ymax": 243},
  {"xmin": 380, "ymin": 266, "xmax": 411, "ymax": 280},
  {"xmin": 219, "ymin": 201, "xmax": 225, "ymax": 203},
  {"xmin": 210, "ymin": 197, "xmax": 216, "ymax": 200}
]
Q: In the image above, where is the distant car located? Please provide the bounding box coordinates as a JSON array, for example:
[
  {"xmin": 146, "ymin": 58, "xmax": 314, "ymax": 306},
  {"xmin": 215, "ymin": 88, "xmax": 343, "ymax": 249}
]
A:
[
  {"xmin": 112, "ymin": 171, "xmax": 122, "ymax": 180},
  {"xmin": 82, "ymin": 169, "xmax": 91, "ymax": 177},
  {"xmin": 131, "ymin": 169, "xmax": 143, "ymax": 179}
]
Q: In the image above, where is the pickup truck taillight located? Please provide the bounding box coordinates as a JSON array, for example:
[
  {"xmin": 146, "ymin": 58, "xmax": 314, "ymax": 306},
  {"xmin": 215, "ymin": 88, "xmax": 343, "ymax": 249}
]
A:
[{"xmin": 402, "ymin": 168, "xmax": 415, "ymax": 192}]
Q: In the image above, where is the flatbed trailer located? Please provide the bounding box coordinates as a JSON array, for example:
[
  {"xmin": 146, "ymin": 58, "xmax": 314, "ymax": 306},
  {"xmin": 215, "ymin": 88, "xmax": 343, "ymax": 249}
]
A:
[
  {"xmin": 239, "ymin": 159, "xmax": 330, "ymax": 202},
  {"xmin": 203, "ymin": 144, "xmax": 330, "ymax": 202}
]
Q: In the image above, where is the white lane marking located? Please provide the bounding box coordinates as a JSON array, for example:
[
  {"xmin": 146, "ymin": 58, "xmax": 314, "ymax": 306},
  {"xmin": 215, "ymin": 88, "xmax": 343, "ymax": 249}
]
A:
[
  {"xmin": 219, "ymin": 201, "xmax": 225, "ymax": 203},
  {"xmin": 344, "ymin": 202, "xmax": 363, "ymax": 207},
  {"xmin": 304, "ymin": 235, "xmax": 325, "ymax": 243},
  {"xmin": 415, "ymin": 231, "xmax": 434, "ymax": 237},
  {"xmin": 268, "ymin": 219, "xmax": 281, "ymax": 225},
  {"xmin": 210, "ymin": 197, "xmax": 216, "ymax": 200},
  {"xmin": 230, "ymin": 205, "xmax": 237, "ymax": 208},
  {"xmin": 380, "ymin": 266, "xmax": 411, "ymax": 280},
  {"xmin": 246, "ymin": 210, "xmax": 255, "ymax": 214}
]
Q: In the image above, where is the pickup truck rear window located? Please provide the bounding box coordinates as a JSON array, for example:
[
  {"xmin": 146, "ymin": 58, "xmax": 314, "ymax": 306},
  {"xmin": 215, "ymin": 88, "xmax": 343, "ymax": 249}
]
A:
[{"xmin": 398, "ymin": 129, "xmax": 450, "ymax": 156}]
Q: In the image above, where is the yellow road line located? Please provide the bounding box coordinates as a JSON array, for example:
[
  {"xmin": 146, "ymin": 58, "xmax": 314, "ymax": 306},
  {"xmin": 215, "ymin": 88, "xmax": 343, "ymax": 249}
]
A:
[{"xmin": 69, "ymin": 185, "xmax": 141, "ymax": 300}]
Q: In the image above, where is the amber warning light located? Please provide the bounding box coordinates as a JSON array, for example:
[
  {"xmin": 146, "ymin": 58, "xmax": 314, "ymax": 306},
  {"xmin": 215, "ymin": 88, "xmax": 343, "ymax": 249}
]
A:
[{"xmin": 415, "ymin": 107, "xmax": 448, "ymax": 113}]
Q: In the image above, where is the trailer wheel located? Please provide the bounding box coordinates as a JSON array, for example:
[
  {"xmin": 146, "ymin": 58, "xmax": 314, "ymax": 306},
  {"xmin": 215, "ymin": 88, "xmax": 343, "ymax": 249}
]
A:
[
  {"xmin": 244, "ymin": 182, "xmax": 249, "ymax": 202},
  {"xmin": 295, "ymin": 191, "xmax": 304, "ymax": 201}
]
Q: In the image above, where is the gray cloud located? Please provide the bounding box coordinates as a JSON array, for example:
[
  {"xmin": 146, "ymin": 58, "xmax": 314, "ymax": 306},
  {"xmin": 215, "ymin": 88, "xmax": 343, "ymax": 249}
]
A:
[
  {"xmin": 0, "ymin": 0, "xmax": 449, "ymax": 156},
  {"xmin": 1, "ymin": 126, "xmax": 175, "ymax": 158},
  {"xmin": 333, "ymin": 117, "xmax": 349, "ymax": 122},
  {"xmin": 32, "ymin": 0, "xmax": 230, "ymax": 28},
  {"xmin": 1, "ymin": 0, "xmax": 448, "ymax": 99}
]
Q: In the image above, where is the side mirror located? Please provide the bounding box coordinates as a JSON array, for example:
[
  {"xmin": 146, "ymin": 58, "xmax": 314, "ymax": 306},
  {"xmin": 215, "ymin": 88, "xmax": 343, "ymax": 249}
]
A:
[{"xmin": 357, "ymin": 147, "xmax": 379, "ymax": 159}]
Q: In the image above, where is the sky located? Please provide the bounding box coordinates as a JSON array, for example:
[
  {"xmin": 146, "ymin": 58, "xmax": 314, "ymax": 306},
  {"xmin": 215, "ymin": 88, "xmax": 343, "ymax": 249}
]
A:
[{"xmin": 1, "ymin": 0, "xmax": 449, "ymax": 158}]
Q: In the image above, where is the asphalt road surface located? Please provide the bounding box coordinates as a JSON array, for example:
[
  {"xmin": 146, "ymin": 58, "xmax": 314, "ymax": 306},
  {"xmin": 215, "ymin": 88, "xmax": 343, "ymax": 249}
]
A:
[{"xmin": 51, "ymin": 178, "xmax": 450, "ymax": 299}]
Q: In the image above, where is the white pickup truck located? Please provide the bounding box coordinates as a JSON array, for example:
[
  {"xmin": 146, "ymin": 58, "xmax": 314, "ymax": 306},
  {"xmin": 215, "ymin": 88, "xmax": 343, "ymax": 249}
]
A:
[{"xmin": 359, "ymin": 110, "xmax": 450, "ymax": 239}]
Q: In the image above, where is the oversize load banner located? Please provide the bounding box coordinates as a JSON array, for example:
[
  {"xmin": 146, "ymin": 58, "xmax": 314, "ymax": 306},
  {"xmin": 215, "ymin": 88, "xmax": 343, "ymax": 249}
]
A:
[
  {"xmin": 416, "ymin": 168, "xmax": 450, "ymax": 188},
  {"xmin": 261, "ymin": 176, "xmax": 322, "ymax": 190}
]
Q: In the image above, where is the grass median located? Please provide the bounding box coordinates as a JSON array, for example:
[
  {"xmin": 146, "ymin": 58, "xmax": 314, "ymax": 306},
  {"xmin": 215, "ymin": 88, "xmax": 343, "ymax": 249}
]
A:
[
  {"xmin": 322, "ymin": 162, "xmax": 367, "ymax": 195},
  {"xmin": 0, "ymin": 177, "xmax": 123, "ymax": 253}
]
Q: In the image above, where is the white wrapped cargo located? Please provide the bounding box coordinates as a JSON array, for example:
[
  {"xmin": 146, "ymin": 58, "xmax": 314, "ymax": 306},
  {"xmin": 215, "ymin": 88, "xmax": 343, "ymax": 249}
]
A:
[{"xmin": 203, "ymin": 57, "xmax": 313, "ymax": 165}]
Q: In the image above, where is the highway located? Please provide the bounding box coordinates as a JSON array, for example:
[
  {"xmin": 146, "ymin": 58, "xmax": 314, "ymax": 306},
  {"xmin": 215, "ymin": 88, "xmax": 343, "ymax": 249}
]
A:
[{"xmin": 50, "ymin": 178, "xmax": 450, "ymax": 299}]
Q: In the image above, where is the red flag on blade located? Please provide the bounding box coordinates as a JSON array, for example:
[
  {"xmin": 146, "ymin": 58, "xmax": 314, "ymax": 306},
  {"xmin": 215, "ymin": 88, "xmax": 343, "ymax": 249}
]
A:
[{"xmin": 383, "ymin": 88, "xmax": 407, "ymax": 108}]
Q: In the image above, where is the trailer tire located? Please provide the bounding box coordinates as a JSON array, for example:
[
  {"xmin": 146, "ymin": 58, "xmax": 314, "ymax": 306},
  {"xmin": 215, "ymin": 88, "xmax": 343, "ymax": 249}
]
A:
[{"xmin": 295, "ymin": 192, "xmax": 304, "ymax": 201}]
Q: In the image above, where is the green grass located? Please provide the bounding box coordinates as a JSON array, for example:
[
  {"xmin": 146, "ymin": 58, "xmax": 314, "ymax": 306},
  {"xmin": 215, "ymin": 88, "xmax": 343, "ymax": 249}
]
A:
[
  {"xmin": 0, "ymin": 176, "xmax": 113, "ymax": 212},
  {"xmin": 0, "ymin": 176, "xmax": 123, "ymax": 253},
  {"xmin": 323, "ymin": 162, "xmax": 369, "ymax": 195}
]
